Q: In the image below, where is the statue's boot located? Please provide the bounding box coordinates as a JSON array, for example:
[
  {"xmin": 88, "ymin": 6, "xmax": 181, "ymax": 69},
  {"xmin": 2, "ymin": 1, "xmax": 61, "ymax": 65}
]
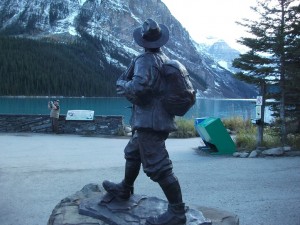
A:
[
  {"xmin": 146, "ymin": 203, "xmax": 187, "ymax": 225},
  {"xmin": 146, "ymin": 176, "xmax": 187, "ymax": 225},
  {"xmin": 102, "ymin": 160, "xmax": 140, "ymax": 201},
  {"xmin": 102, "ymin": 180, "xmax": 133, "ymax": 201}
]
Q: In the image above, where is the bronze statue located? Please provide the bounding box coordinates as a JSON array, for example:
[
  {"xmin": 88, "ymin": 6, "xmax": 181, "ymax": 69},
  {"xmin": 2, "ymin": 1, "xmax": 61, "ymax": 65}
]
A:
[{"xmin": 102, "ymin": 18, "xmax": 186, "ymax": 225}]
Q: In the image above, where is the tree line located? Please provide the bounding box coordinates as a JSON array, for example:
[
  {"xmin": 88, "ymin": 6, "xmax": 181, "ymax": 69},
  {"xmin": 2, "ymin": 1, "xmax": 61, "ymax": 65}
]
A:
[{"xmin": 0, "ymin": 35, "xmax": 124, "ymax": 97}]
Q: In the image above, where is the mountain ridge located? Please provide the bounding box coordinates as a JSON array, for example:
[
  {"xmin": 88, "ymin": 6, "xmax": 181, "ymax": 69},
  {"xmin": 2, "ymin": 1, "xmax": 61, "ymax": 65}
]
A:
[{"xmin": 0, "ymin": 0, "xmax": 257, "ymax": 98}]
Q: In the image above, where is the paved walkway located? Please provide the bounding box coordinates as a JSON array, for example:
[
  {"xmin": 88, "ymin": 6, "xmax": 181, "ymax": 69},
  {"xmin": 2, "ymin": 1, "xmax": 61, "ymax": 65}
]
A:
[{"xmin": 0, "ymin": 133, "xmax": 300, "ymax": 225}]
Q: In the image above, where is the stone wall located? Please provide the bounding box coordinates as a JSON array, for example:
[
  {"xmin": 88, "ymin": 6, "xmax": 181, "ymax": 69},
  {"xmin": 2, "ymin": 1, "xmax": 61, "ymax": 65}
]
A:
[{"xmin": 0, "ymin": 114, "xmax": 124, "ymax": 136}]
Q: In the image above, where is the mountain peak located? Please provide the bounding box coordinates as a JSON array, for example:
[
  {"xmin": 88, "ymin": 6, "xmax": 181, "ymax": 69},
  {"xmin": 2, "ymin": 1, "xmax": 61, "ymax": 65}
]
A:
[{"xmin": 0, "ymin": 0, "xmax": 257, "ymax": 98}]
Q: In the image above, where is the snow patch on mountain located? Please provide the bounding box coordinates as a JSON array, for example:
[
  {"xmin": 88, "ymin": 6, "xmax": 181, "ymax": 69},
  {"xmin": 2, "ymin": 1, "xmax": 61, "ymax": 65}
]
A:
[
  {"xmin": 53, "ymin": 11, "xmax": 78, "ymax": 35},
  {"xmin": 0, "ymin": 0, "xmax": 257, "ymax": 98},
  {"xmin": 218, "ymin": 60, "xmax": 229, "ymax": 70},
  {"xmin": 78, "ymin": 0, "xmax": 86, "ymax": 6}
]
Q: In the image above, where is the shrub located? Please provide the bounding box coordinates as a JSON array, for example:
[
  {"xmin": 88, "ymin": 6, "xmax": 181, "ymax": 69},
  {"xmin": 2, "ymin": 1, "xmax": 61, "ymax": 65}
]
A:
[
  {"xmin": 172, "ymin": 118, "xmax": 198, "ymax": 138},
  {"xmin": 261, "ymin": 126, "xmax": 281, "ymax": 148},
  {"xmin": 222, "ymin": 117, "xmax": 300, "ymax": 151},
  {"xmin": 287, "ymin": 133, "xmax": 300, "ymax": 150},
  {"xmin": 222, "ymin": 116, "xmax": 249, "ymax": 131},
  {"xmin": 115, "ymin": 126, "xmax": 126, "ymax": 136},
  {"xmin": 235, "ymin": 131, "xmax": 257, "ymax": 150}
]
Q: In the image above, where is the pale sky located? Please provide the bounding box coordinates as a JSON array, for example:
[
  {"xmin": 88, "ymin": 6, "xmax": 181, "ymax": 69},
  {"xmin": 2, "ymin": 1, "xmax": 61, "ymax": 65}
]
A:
[{"xmin": 161, "ymin": 0, "xmax": 258, "ymax": 51}]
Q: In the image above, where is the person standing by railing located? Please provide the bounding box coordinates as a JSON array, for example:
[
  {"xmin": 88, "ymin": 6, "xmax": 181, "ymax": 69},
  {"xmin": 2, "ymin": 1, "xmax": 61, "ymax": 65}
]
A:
[{"xmin": 48, "ymin": 99, "xmax": 60, "ymax": 134}]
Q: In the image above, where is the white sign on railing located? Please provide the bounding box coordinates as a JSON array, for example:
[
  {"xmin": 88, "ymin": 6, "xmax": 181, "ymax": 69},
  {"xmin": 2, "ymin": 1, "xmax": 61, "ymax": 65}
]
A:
[
  {"xmin": 66, "ymin": 110, "xmax": 94, "ymax": 121},
  {"xmin": 256, "ymin": 105, "xmax": 262, "ymax": 119}
]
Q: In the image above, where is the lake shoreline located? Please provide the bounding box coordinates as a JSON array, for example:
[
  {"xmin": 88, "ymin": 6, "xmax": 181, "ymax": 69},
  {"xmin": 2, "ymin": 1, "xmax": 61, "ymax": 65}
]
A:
[{"xmin": 0, "ymin": 96, "xmax": 274, "ymax": 123}]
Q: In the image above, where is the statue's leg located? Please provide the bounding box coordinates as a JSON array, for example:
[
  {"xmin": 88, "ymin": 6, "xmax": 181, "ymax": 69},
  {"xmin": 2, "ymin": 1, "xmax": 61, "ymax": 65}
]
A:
[
  {"xmin": 102, "ymin": 133, "xmax": 141, "ymax": 201},
  {"xmin": 137, "ymin": 130, "xmax": 187, "ymax": 225},
  {"xmin": 124, "ymin": 132, "xmax": 141, "ymax": 188},
  {"xmin": 145, "ymin": 173, "xmax": 186, "ymax": 225},
  {"xmin": 124, "ymin": 160, "xmax": 141, "ymax": 193}
]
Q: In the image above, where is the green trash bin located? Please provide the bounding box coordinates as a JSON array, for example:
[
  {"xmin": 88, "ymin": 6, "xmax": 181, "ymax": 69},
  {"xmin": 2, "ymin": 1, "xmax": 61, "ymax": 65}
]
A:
[{"xmin": 195, "ymin": 117, "xmax": 236, "ymax": 155}]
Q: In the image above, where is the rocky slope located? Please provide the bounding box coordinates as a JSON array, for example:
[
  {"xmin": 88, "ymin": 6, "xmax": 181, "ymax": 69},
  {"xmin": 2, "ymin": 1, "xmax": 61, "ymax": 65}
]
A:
[{"xmin": 0, "ymin": 0, "xmax": 257, "ymax": 98}]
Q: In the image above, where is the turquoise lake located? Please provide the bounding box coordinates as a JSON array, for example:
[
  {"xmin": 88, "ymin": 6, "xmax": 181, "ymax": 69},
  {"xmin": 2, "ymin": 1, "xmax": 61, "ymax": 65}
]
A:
[{"xmin": 0, "ymin": 97, "xmax": 272, "ymax": 124}]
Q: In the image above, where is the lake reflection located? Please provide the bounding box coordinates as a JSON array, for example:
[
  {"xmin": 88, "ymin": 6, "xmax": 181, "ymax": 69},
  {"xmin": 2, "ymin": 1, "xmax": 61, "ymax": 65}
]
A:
[{"xmin": 0, "ymin": 97, "xmax": 272, "ymax": 124}]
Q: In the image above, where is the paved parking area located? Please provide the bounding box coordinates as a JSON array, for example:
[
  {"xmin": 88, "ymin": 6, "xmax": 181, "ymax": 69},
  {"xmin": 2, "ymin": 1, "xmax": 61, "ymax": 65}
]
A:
[{"xmin": 0, "ymin": 133, "xmax": 300, "ymax": 225}]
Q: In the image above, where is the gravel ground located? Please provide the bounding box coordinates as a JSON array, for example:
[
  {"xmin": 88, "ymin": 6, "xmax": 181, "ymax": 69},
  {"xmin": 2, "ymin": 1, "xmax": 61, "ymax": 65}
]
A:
[{"xmin": 0, "ymin": 133, "xmax": 299, "ymax": 225}]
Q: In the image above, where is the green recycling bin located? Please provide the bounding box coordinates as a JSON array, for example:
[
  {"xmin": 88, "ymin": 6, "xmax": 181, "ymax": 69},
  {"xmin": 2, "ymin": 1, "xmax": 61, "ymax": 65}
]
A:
[{"xmin": 195, "ymin": 117, "xmax": 236, "ymax": 155}]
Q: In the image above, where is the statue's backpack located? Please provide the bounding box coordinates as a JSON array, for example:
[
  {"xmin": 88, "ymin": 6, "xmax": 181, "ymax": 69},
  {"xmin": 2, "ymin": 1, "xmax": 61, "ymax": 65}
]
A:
[{"xmin": 161, "ymin": 59, "xmax": 196, "ymax": 116}]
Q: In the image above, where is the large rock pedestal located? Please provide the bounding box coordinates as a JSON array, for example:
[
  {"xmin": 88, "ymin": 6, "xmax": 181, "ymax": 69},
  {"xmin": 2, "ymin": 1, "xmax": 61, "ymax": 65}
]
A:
[{"xmin": 48, "ymin": 183, "xmax": 239, "ymax": 225}]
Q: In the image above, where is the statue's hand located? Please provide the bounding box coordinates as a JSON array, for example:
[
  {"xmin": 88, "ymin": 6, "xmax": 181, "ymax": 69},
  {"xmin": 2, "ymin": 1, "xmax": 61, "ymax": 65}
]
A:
[{"xmin": 116, "ymin": 80, "xmax": 127, "ymax": 95}]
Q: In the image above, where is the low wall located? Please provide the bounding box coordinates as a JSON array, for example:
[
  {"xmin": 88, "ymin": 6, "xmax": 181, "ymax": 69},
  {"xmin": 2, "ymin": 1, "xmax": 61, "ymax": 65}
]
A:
[{"xmin": 0, "ymin": 114, "xmax": 124, "ymax": 136}]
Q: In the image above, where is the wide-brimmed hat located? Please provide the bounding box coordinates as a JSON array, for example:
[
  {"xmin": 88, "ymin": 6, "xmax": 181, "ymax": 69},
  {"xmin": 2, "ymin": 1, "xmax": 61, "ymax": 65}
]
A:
[{"xmin": 133, "ymin": 19, "xmax": 169, "ymax": 48}]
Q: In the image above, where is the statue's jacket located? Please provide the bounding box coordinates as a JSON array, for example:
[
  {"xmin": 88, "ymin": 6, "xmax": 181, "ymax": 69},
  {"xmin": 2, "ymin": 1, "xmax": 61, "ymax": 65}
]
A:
[{"xmin": 116, "ymin": 50, "xmax": 177, "ymax": 132}]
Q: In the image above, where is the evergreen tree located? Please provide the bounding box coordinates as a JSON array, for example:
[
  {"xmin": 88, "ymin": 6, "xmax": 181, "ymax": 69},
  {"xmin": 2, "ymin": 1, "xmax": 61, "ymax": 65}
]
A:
[
  {"xmin": 0, "ymin": 36, "xmax": 125, "ymax": 97},
  {"xmin": 284, "ymin": 3, "xmax": 300, "ymax": 132},
  {"xmin": 232, "ymin": 0, "xmax": 300, "ymax": 146}
]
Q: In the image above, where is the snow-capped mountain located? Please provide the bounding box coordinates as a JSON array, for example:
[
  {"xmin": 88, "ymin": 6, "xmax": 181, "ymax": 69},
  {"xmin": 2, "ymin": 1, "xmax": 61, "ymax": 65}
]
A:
[
  {"xmin": 207, "ymin": 40, "xmax": 240, "ymax": 72},
  {"xmin": 0, "ymin": 0, "xmax": 257, "ymax": 98}
]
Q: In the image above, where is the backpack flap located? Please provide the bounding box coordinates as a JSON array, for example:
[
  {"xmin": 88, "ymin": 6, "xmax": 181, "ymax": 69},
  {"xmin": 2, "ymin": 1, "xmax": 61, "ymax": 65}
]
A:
[{"xmin": 162, "ymin": 60, "xmax": 196, "ymax": 116}]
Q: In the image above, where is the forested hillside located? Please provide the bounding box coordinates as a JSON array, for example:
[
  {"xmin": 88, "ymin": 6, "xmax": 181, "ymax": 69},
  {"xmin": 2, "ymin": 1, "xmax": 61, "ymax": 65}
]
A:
[{"xmin": 0, "ymin": 36, "xmax": 124, "ymax": 96}]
